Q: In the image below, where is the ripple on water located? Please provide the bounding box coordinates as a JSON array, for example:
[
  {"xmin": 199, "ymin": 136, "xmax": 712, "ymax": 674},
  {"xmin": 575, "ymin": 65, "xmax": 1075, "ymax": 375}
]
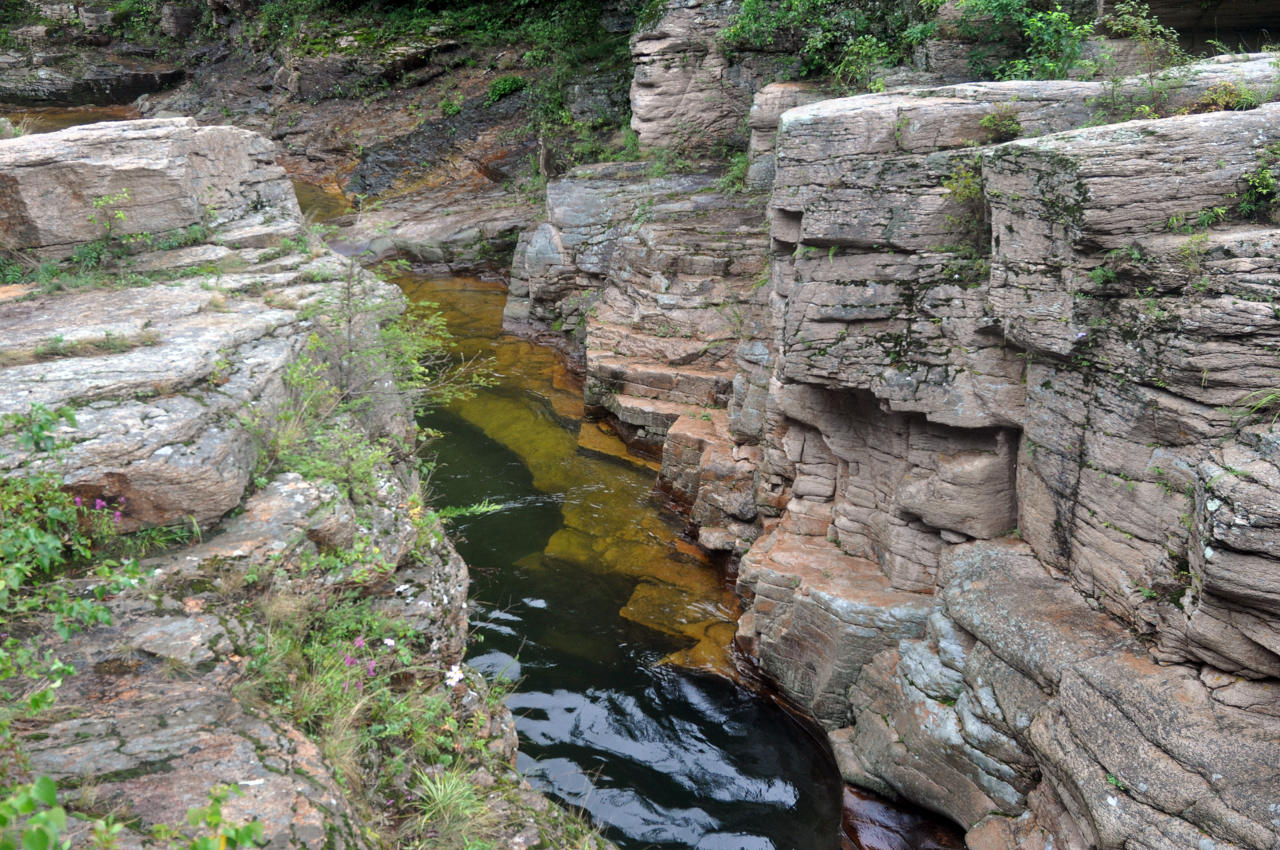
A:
[{"xmin": 392, "ymin": 269, "xmax": 962, "ymax": 850}]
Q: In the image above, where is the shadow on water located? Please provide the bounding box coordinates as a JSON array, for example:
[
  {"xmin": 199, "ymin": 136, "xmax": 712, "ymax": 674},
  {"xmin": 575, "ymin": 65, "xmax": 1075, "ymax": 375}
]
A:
[{"xmin": 399, "ymin": 273, "xmax": 844, "ymax": 850}]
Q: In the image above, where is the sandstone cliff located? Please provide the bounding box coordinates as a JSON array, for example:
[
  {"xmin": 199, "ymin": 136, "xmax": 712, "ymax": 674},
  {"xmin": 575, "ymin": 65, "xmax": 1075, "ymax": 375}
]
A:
[{"xmin": 511, "ymin": 21, "xmax": 1280, "ymax": 846}]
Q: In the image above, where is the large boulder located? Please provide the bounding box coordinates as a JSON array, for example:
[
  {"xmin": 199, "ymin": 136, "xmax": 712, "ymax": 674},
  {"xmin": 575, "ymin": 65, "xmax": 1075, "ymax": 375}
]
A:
[{"xmin": 0, "ymin": 117, "xmax": 299, "ymax": 257}]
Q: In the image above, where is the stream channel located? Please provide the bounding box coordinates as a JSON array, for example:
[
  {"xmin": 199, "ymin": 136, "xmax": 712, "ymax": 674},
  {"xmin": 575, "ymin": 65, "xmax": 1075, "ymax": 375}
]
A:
[{"xmin": 398, "ymin": 273, "xmax": 843, "ymax": 850}]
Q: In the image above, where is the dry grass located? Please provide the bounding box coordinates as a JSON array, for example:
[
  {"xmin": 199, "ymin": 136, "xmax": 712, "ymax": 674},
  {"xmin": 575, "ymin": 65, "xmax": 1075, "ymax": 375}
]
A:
[{"xmin": 0, "ymin": 330, "xmax": 161, "ymax": 368}]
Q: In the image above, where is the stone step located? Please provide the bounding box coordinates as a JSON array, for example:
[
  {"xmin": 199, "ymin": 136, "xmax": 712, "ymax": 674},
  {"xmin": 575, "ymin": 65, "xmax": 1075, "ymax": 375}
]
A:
[
  {"xmin": 601, "ymin": 392, "xmax": 707, "ymax": 439},
  {"xmin": 586, "ymin": 351, "xmax": 733, "ymax": 407},
  {"xmin": 585, "ymin": 319, "xmax": 739, "ymax": 368},
  {"xmin": 736, "ymin": 528, "xmax": 935, "ymax": 726}
]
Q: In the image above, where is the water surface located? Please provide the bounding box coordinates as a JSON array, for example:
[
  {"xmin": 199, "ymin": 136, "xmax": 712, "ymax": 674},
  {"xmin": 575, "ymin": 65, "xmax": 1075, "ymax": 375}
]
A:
[{"xmin": 400, "ymin": 274, "xmax": 844, "ymax": 850}]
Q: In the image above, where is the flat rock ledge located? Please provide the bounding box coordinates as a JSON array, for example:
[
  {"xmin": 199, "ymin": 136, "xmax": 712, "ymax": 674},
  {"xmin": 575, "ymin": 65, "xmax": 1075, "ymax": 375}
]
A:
[{"xmin": 1, "ymin": 119, "xmax": 610, "ymax": 850}]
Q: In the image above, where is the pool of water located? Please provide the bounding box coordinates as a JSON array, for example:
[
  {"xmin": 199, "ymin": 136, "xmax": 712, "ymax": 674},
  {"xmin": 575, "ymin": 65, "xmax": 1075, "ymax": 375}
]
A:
[
  {"xmin": 400, "ymin": 273, "xmax": 845, "ymax": 850},
  {"xmin": 0, "ymin": 104, "xmax": 138, "ymax": 133}
]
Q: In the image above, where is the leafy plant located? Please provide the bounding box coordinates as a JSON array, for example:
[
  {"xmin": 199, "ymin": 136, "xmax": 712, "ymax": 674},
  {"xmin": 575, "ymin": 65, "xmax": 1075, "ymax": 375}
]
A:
[
  {"xmin": 979, "ymin": 104, "xmax": 1023, "ymax": 142},
  {"xmin": 439, "ymin": 94, "xmax": 463, "ymax": 117},
  {"xmin": 716, "ymin": 151, "xmax": 751, "ymax": 194},
  {"xmin": 1092, "ymin": 0, "xmax": 1190, "ymax": 119},
  {"xmin": 942, "ymin": 155, "xmax": 989, "ymax": 249},
  {"xmin": 1189, "ymin": 81, "xmax": 1261, "ymax": 114},
  {"xmin": 833, "ymin": 34, "xmax": 892, "ymax": 92},
  {"xmin": 1238, "ymin": 144, "xmax": 1280, "ymax": 223},
  {"xmin": 957, "ymin": 0, "xmax": 1093, "ymax": 80},
  {"xmin": 720, "ymin": 0, "xmax": 925, "ymax": 87},
  {"xmin": 483, "ymin": 75, "xmax": 526, "ymax": 107}
]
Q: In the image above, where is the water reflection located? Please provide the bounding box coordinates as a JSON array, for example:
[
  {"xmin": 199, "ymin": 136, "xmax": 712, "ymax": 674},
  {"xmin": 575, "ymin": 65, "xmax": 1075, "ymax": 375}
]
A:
[
  {"xmin": 0, "ymin": 105, "xmax": 138, "ymax": 133},
  {"xmin": 400, "ymin": 273, "xmax": 843, "ymax": 850}
]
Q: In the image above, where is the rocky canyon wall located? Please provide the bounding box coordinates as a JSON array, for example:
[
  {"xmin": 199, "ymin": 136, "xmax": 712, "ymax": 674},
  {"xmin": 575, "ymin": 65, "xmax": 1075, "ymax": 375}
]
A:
[
  {"xmin": 510, "ymin": 3, "xmax": 1280, "ymax": 841},
  {"xmin": 743, "ymin": 70, "xmax": 1280, "ymax": 849}
]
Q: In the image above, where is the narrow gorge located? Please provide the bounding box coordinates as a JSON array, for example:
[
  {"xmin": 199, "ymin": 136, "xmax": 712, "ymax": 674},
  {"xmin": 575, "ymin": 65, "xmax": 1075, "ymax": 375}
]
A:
[{"xmin": 3, "ymin": 0, "xmax": 1280, "ymax": 848}]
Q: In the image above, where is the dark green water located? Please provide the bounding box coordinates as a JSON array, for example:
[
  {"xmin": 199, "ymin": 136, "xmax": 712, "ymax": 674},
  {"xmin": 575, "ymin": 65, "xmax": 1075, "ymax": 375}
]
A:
[{"xmin": 403, "ymin": 274, "xmax": 843, "ymax": 850}]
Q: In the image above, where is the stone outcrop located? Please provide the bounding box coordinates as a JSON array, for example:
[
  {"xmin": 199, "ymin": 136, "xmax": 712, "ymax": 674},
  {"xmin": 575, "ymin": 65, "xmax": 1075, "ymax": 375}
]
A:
[
  {"xmin": 0, "ymin": 120, "xmax": 480, "ymax": 847},
  {"xmin": 739, "ymin": 57, "xmax": 1280, "ymax": 849},
  {"xmin": 0, "ymin": 117, "xmax": 297, "ymax": 258},
  {"xmin": 629, "ymin": 0, "xmax": 791, "ymax": 151},
  {"xmin": 510, "ymin": 51, "xmax": 1280, "ymax": 849},
  {"xmin": 0, "ymin": 48, "xmax": 183, "ymax": 106},
  {"xmin": 508, "ymin": 161, "xmax": 770, "ymax": 458}
]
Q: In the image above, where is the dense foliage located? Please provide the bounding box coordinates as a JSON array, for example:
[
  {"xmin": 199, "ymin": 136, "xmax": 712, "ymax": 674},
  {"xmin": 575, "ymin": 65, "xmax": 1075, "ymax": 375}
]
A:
[
  {"xmin": 956, "ymin": 0, "xmax": 1095, "ymax": 80},
  {"xmin": 720, "ymin": 0, "xmax": 933, "ymax": 91}
]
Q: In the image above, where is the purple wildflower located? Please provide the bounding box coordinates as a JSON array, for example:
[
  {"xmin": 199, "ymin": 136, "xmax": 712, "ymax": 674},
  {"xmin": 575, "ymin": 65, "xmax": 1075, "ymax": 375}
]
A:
[
  {"xmin": 74, "ymin": 496, "xmax": 83, "ymax": 508},
  {"xmin": 353, "ymin": 636, "xmax": 365, "ymax": 649},
  {"xmin": 343, "ymin": 654, "xmax": 356, "ymax": 667},
  {"xmin": 113, "ymin": 511, "xmax": 123, "ymax": 523},
  {"xmin": 94, "ymin": 498, "xmax": 107, "ymax": 511},
  {"xmin": 367, "ymin": 659, "xmax": 376, "ymax": 676}
]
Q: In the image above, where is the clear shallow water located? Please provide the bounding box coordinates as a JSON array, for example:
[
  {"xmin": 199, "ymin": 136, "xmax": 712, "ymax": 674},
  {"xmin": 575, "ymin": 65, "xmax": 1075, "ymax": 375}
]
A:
[{"xmin": 400, "ymin": 274, "xmax": 844, "ymax": 850}]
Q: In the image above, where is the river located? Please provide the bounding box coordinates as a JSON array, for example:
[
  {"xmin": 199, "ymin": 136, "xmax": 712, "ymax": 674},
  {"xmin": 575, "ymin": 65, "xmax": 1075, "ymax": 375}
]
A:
[{"xmin": 399, "ymin": 273, "xmax": 847, "ymax": 850}]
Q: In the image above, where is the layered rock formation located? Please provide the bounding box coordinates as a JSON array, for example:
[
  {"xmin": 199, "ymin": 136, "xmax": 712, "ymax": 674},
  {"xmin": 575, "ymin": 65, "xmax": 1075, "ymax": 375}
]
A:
[
  {"xmin": 0, "ymin": 119, "xmax": 543, "ymax": 848},
  {"xmin": 629, "ymin": 0, "xmax": 794, "ymax": 151},
  {"xmin": 735, "ymin": 60, "xmax": 1280, "ymax": 849},
  {"xmin": 513, "ymin": 42, "xmax": 1280, "ymax": 848}
]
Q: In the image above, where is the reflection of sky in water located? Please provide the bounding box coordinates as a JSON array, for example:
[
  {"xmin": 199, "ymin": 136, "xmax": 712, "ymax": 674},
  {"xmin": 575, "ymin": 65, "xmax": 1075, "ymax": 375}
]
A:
[{"xmin": 402, "ymin": 273, "xmax": 842, "ymax": 850}]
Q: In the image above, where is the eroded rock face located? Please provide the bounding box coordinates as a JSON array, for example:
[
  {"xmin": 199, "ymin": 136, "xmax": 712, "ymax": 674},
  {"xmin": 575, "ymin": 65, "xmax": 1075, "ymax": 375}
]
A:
[
  {"xmin": 736, "ymin": 57, "xmax": 1280, "ymax": 849},
  {"xmin": 512, "ymin": 51, "xmax": 1280, "ymax": 849},
  {"xmin": 629, "ymin": 0, "xmax": 790, "ymax": 151},
  {"xmin": 509, "ymin": 160, "xmax": 771, "ymax": 462},
  {"xmin": 0, "ymin": 50, "xmax": 184, "ymax": 106},
  {"xmin": 2, "ymin": 120, "xmax": 477, "ymax": 848}
]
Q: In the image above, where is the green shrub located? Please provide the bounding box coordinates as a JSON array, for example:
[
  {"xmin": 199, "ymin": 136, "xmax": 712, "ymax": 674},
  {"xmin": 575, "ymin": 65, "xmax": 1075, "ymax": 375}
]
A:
[
  {"xmin": 1091, "ymin": 0, "xmax": 1190, "ymax": 118},
  {"xmin": 1190, "ymin": 81, "xmax": 1261, "ymax": 113},
  {"xmin": 721, "ymin": 0, "xmax": 925, "ymax": 90},
  {"xmin": 1238, "ymin": 144, "xmax": 1280, "ymax": 223},
  {"xmin": 716, "ymin": 151, "xmax": 751, "ymax": 194},
  {"xmin": 483, "ymin": 74, "xmax": 526, "ymax": 107},
  {"xmin": 979, "ymin": 105, "xmax": 1022, "ymax": 141},
  {"xmin": 439, "ymin": 94, "xmax": 462, "ymax": 117},
  {"xmin": 957, "ymin": 0, "xmax": 1093, "ymax": 80}
]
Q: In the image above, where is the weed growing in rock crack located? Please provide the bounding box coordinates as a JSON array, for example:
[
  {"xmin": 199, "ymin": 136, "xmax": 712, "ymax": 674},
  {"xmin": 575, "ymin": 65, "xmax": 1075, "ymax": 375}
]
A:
[
  {"xmin": 238, "ymin": 595, "xmax": 506, "ymax": 805},
  {"xmin": 1237, "ymin": 143, "xmax": 1280, "ymax": 223},
  {"xmin": 942, "ymin": 155, "xmax": 991, "ymax": 252},
  {"xmin": 411, "ymin": 768, "xmax": 493, "ymax": 850},
  {"xmin": 1089, "ymin": 0, "xmax": 1189, "ymax": 120},
  {"xmin": 716, "ymin": 151, "xmax": 751, "ymax": 195},
  {"xmin": 483, "ymin": 75, "xmax": 526, "ymax": 107},
  {"xmin": 1227, "ymin": 389, "xmax": 1280, "ymax": 426},
  {"xmin": 646, "ymin": 146, "xmax": 696, "ymax": 178},
  {"xmin": 979, "ymin": 105, "xmax": 1022, "ymax": 142}
]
